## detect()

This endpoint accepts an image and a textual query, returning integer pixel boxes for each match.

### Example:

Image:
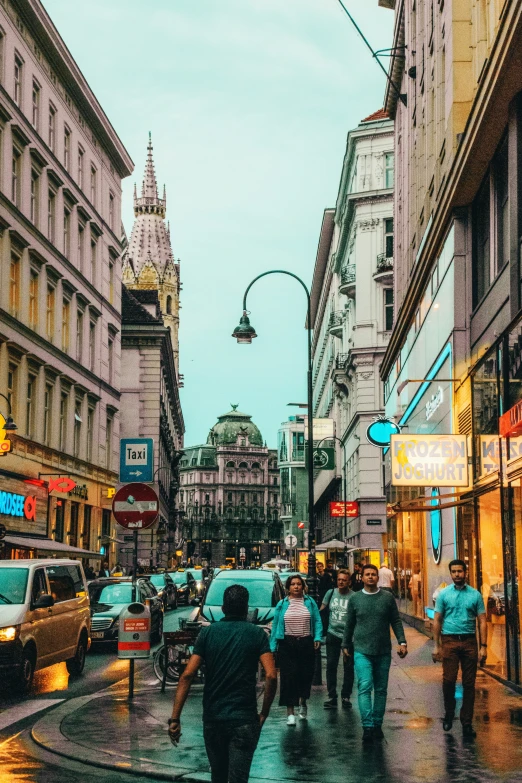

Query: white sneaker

[287,714,296,726]
[299,705,308,720]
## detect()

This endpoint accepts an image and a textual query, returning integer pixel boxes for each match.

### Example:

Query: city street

[0,604,194,783]
[1,620,522,783]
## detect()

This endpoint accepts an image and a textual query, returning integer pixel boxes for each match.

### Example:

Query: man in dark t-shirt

[169,584,277,783]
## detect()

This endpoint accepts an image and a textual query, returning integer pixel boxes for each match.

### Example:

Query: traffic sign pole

[128,528,139,702]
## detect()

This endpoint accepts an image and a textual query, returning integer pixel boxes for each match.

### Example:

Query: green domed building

[179,406,281,567]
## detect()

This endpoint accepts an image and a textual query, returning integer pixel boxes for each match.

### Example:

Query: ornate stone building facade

[310,110,394,562]
[120,138,184,569]
[0,0,133,564]
[179,408,281,567]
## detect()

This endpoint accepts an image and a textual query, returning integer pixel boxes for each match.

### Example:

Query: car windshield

[149,575,164,587]
[169,573,187,585]
[0,568,28,604]
[89,583,133,605]
[205,578,275,607]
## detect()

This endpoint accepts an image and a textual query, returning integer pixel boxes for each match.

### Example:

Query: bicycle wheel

[153,647,181,685]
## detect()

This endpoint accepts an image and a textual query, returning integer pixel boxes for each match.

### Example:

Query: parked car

[168,570,198,605]
[88,578,164,644]
[185,568,208,599]
[146,573,178,611]
[198,568,285,625]
[0,559,91,691]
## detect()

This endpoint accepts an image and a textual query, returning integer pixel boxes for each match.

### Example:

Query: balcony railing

[328,311,344,335]
[339,264,356,296]
[375,253,393,275]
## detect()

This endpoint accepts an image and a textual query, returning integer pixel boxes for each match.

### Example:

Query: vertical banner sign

[390,434,469,487]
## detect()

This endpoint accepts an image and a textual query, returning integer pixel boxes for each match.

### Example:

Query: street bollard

[118,602,151,700]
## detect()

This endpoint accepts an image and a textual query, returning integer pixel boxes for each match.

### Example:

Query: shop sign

[330,501,359,518]
[367,519,382,526]
[390,434,469,487]
[0,490,36,521]
[366,416,401,448]
[479,435,522,476]
[499,399,522,438]
[304,446,335,470]
[304,418,335,440]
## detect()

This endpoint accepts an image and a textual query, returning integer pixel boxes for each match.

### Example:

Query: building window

[86,406,94,462]
[30,168,39,225]
[7,363,18,419]
[101,508,111,538]
[26,375,36,438]
[43,382,53,446]
[90,164,96,204]
[384,218,394,259]
[29,269,38,329]
[83,505,92,549]
[90,238,97,283]
[73,398,82,458]
[496,138,509,272]
[0,29,5,84]
[11,146,21,207]
[78,223,85,271]
[109,261,114,304]
[166,295,172,314]
[48,103,56,152]
[32,79,40,129]
[109,192,114,230]
[47,189,56,243]
[385,152,394,189]
[63,208,71,257]
[54,501,65,542]
[9,252,20,317]
[69,502,79,547]
[77,146,84,189]
[105,415,113,469]
[59,391,68,451]
[46,284,55,340]
[89,320,96,371]
[474,175,491,305]
[108,336,114,383]
[384,288,394,331]
[76,309,83,361]
[62,298,70,352]
[13,53,23,106]
[64,125,71,170]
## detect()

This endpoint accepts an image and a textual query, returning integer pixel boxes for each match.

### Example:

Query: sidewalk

[31,626,522,783]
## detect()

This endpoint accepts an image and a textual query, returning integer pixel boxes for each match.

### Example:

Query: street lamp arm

[0,393,11,415]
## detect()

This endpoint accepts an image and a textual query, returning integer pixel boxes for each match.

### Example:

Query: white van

[0,559,91,690]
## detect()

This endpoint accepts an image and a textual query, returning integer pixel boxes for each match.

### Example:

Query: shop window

[477,490,507,679]
[510,480,522,684]
[507,319,522,411]
[54,501,65,542]
[102,508,111,537]
[83,505,92,549]
[69,502,79,547]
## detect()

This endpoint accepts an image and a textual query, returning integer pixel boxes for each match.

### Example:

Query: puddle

[388,709,412,715]
[405,716,433,729]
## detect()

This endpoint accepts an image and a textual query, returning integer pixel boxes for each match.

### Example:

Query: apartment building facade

[0,0,132,564]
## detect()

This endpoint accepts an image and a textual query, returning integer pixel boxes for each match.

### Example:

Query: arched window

[226,461,235,468]
[251,462,261,470]
[166,295,172,314]
[239,462,248,469]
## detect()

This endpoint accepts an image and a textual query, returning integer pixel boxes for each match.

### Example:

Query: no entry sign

[112,483,159,530]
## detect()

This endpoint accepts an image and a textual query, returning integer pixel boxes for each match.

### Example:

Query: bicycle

[153,619,204,691]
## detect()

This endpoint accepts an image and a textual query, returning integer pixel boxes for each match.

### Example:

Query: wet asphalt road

[0,603,193,783]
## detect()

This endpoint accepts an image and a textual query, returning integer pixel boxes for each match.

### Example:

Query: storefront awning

[316,539,359,551]
[4,535,103,559]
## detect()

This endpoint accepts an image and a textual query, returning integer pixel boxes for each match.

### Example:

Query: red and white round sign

[112,483,159,530]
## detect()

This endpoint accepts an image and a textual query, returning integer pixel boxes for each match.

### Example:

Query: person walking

[432,559,487,738]
[98,561,110,578]
[321,569,354,710]
[378,563,395,594]
[343,564,408,743]
[111,562,125,576]
[270,575,322,725]
[316,561,334,604]
[350,562,364,592]
[325,560,338,586]
[168,584,277,783]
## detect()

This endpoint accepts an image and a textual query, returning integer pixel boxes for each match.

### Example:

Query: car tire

[15,647,36,692]
[66,635,87,676]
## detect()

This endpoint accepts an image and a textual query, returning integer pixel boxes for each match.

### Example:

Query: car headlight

[196,581,202,589]
[111,619,119,628]
[0,626,19,642]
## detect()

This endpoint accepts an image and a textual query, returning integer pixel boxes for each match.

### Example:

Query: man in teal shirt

[432,559,487,738]
[321,569,354,709]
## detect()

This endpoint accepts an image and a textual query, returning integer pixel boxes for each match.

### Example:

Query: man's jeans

[441,635,478,725]
[353,651,392,728]
[326,633,354,700]
[203,721,261,783]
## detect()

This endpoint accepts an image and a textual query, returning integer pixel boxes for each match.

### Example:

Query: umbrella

[316,539,358,551]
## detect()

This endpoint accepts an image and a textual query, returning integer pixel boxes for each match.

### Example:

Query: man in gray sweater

[342,563,407,743]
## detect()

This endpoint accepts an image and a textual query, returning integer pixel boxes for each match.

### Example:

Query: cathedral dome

[207,406,263,447]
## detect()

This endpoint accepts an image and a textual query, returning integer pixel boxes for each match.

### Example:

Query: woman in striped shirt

[270,575,322,725]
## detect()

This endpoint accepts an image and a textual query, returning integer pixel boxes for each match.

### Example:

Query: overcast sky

[43,0,393,449]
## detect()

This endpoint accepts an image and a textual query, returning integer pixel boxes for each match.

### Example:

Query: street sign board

[119,438,154,483]
[112,483,159,530]
[305,446,335,470]
[330,501,359,518]
[285,534,297,548]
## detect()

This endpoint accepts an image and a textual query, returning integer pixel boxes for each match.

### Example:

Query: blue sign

[430,487,442,564]
[119,438,154,483]
[366,417,401,448]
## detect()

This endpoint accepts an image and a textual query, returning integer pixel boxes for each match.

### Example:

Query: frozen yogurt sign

[391,434,469,487]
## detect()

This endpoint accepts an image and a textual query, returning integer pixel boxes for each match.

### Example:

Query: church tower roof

[123,133,176,277]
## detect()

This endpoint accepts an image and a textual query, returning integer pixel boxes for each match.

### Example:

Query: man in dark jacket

[350,562,364,592]
[169,585,277,783]
[317,561,334,603]
[343,564,407,743]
